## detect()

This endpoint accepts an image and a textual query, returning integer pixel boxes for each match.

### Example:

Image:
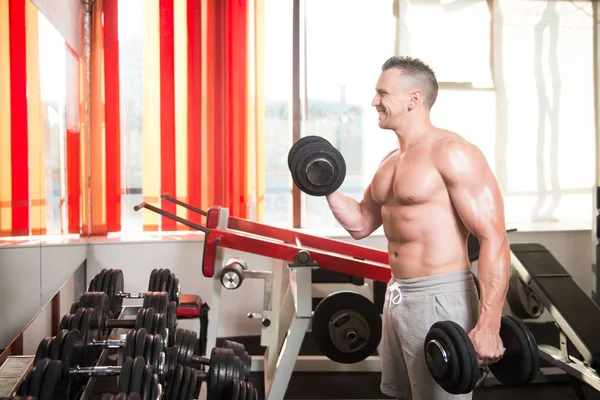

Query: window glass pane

[119,0,145,231]
[399,0,491,85]
[263,0,293,227]
[497,0,594,224]
[302,0,397,229]
[39,12,67,235]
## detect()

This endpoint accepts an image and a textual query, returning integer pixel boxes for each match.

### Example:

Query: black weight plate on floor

[148,269,158,292]
[488,315,540,386]
[39,359,64,400]
[312,291,382,364]
[129,356,146,395]
[443,321,479,393]
[424,325,460,389]
[118,358,134,394]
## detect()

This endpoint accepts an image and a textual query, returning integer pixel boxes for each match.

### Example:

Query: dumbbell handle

[115,291,146,299]
[73,338,126,350]
[105,319,136,330]
[70,365,122,377]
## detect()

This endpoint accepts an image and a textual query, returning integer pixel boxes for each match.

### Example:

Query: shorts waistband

[389,270,474,295]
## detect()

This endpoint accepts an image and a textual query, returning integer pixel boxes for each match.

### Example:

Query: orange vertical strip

[103,0,121,232]
[26,0,46,236]
[143,0,161,231]
[174,0,188,229]
[187,0,202,226]
[0,0,12,236]
[90,0,107,235]
[254,0,265,222]
[200,0,209,210]
[160,0,176,231]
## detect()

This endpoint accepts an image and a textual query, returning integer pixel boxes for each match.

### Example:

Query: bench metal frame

[511,250,600,392]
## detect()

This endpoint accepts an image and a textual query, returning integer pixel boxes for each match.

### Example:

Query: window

[119,0,145,232]
[301,0,398,229]
[39,11,67,235]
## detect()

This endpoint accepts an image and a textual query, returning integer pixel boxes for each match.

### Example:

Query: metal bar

[539,345,600,392]
[227,216,389,264]
[206,228,392,282]
[133,202,209,233]
[160,193,207,216]
[292,0,301,228]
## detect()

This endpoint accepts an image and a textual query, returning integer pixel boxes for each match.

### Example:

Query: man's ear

[408,90,422,110]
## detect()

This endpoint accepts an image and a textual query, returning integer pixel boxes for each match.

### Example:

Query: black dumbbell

[89,269,181,315]
[424,315,540,394]
[100,394,142,400]
[64,293,177,345]
[167,329,251,382]
[31,328,166,399]
[19,356,162,400]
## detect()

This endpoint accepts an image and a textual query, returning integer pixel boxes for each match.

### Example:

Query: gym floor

[220,321,600,400]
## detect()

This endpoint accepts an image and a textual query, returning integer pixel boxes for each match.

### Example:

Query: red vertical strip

[213,0,225,208]
[9,0,29,236]
[226,1,234,215]
[66,45,81,234]
[103,0,122,232]
[236,0,248,219]
[187,0,202,225]
[160,0,176,230]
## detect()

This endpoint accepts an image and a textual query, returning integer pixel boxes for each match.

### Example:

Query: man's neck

[394,115,433,152]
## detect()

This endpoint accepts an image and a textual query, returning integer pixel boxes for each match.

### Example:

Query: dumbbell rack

[134,201,392,400]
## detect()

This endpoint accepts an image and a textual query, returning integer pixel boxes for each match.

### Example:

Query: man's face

[371,68,408,130]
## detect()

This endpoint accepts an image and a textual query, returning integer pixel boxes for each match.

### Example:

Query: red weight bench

[177,294,210,356]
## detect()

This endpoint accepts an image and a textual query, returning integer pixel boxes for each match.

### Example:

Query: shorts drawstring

[388,282,402,306]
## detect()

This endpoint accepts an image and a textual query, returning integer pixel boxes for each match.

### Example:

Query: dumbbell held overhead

[288,135,346,196]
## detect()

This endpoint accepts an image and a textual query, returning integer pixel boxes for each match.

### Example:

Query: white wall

[0,227,595,354]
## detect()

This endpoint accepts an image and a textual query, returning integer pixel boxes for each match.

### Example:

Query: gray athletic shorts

[380,270,480,400]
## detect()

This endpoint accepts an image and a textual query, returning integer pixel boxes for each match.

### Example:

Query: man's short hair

[381,56,438,110]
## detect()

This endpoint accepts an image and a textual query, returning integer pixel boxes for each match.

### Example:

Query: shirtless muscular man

[325,56,511,399]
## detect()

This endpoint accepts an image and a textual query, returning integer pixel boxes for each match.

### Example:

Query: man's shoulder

[432,132,487,176]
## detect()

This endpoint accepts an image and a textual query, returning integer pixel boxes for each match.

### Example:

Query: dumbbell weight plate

[108,269,125,315]
[20,358,66,400]
[290,138,346,197]
[148,270,158,292]
[424,321,478,394]
[287,135,331,171]
[488,315,540,386]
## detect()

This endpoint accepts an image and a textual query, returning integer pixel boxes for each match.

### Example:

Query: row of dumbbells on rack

[2,268,258,400]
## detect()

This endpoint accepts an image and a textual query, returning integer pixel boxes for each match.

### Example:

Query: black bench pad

[511,243,600,370]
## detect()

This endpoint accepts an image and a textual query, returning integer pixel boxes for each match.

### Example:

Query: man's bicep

[361,185,384,230]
